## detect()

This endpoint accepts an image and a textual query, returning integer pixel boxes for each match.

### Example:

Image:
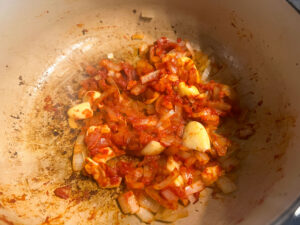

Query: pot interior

[0,0,299,225]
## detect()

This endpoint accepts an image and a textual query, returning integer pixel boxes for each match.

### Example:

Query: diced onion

[202,64,211,81]
[137,192,161,213]
[161,189,178,202]
[216,176,237,194]
[117,191,140,214]
[72,134,87,171]
[187,193,197,204]
[201,165,222,185]
[107,53,114,59]
[72,152,85,171]
[185,180,205,195]
[194,152,210,165]
[185,41,195,58]
[155,205,188,222]
[144,92,160,105]
[160,135,176,147]
[141,70,160,84]
[135,207,154,223]
[221,157,240,172]
[166,156,180,172]
[173,175,184,187]
[153,170,179,190]
[156,110,175,129]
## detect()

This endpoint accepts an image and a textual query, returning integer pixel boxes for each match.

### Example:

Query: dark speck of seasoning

[132,9,137,14]
[257,100,263,106]
[79,173,89,180]
[82,29,88,35]
[52,129,59,136]
[10,114,20,119]
[18,75,25,86]
[89,190,98,196]
[154,27,157,30]
[62,151,67,155]
[139,14,152,22]
[99,20,103,23]
[65,172,77,184]
[5,65,8,68]
[296,63,299,66]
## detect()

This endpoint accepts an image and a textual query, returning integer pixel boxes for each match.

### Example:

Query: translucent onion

[135,207,154,223]
[160,135,176,147]
[202,64,211,81]
[153,170,179,190]
[194,152,210,165]
[216,176,237,194]
[185,41,195,58]
[141,70,160,84]
[156,110,175,128]
[155,205,188,222]
[187,193,197,204]
[144,92,160,105]
[137,193,161,213]
[117,191,140,214]
[72,134,87,171]
[160,189,178,202]
[185,180,205,195]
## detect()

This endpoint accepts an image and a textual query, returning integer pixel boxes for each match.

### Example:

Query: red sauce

[73,37,238,210]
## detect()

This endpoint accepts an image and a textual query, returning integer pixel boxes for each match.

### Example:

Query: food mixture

[67,37,239,223]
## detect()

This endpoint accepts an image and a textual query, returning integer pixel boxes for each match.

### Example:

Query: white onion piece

[185,41,195,58]
[118,191,140,214]
[155,205,188,222]
[221,157,240,172]
[72,134,87,171]
[160,135,176,147]
[156,110,175,129]
[194,152,210,165]
[135,207,154,223]
[166,156,180,172]
[134,118,158,127]
[153,170,179,190]
[173,175,184,187]
[216,176,237,194]
[202,64,211,81]
[161,189,178,202]
[187,193,197,204]
[141,70,160,84]
[107,53,114,59]
[185,180,205,195]
[137,193,161,213]
[72,153,85,171]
